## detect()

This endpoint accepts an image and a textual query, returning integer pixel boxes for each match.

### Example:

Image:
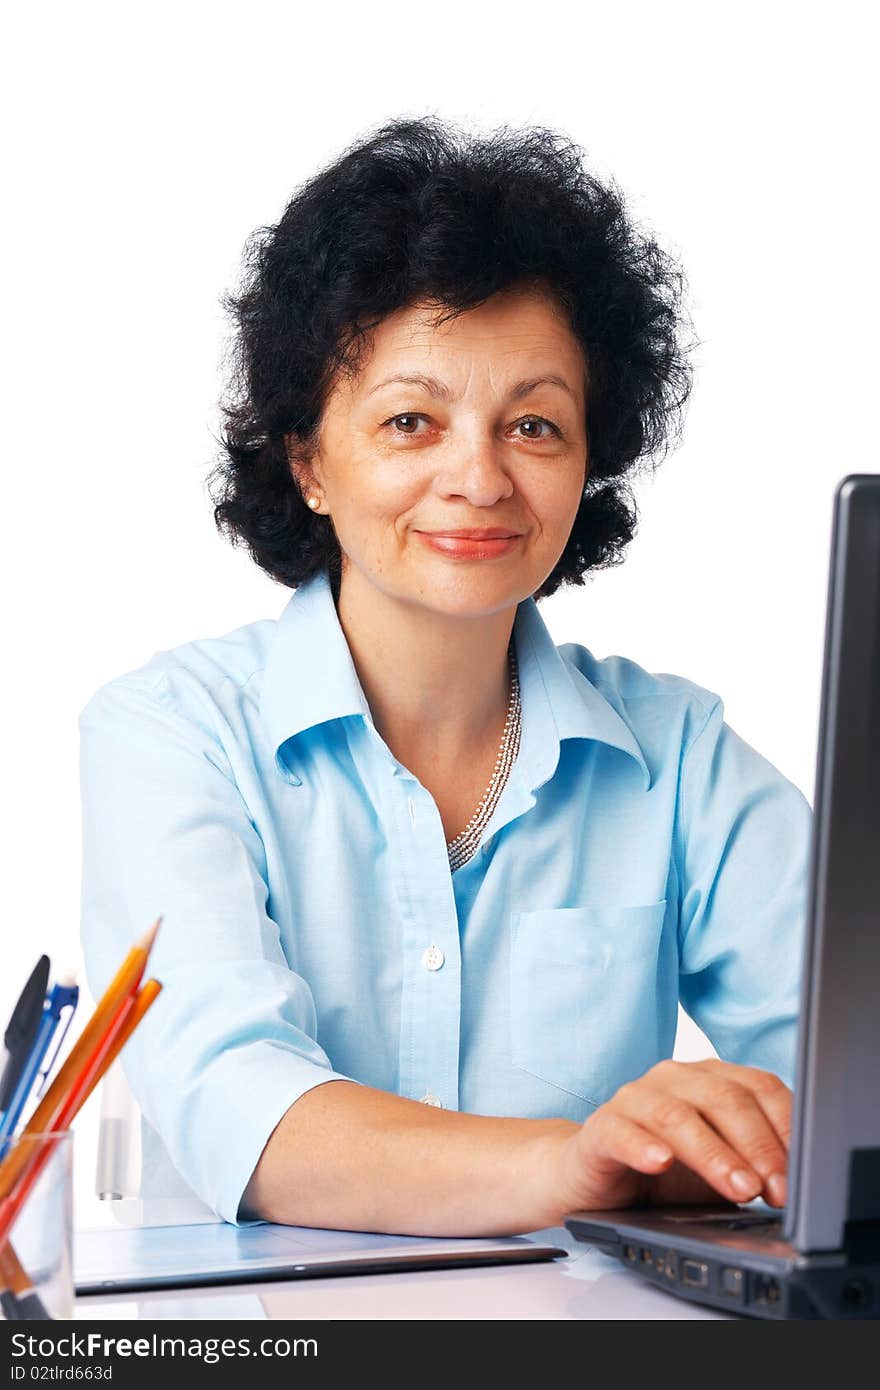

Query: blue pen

[0,973,79,1160]
[0,956,50,1126]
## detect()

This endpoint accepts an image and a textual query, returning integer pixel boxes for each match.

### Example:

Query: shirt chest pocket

[509,901,667,1107]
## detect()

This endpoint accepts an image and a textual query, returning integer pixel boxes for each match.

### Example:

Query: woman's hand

[548,1058,792,1219]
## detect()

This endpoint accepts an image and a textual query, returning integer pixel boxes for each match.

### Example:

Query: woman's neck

[335,568,518,772]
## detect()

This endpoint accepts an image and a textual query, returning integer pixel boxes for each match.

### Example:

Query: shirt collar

[260,570,369,775]
[260,568,650,791]
[514,593,651,791]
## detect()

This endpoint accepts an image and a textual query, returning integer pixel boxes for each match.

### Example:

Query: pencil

[0,1243,50,1320]
[0,977,162,1308]
[0,1243,25,1320]
[0,986,140,1250]
[81,979,163,1108]
[0,918,160,1204]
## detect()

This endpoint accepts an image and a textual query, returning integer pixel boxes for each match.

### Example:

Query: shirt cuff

[200,1050,358,1228]
[215,1061,362,1227]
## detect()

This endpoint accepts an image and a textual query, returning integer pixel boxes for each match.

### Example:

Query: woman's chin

[341,555,538,617]
[405,571,532,619]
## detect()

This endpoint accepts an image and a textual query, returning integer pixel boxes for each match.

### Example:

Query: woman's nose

[434,438,514,506]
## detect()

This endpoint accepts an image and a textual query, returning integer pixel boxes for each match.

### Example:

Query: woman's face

[291,285,590,618]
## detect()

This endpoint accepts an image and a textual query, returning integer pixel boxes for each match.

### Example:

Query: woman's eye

[384,414,425,435]
[515,415,562,440]
[382,413,562,439]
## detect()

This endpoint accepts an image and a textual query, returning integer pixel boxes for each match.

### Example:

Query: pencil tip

[138,916,162,954]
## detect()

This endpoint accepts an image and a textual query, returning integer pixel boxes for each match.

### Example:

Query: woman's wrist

[517,1119,582,1231]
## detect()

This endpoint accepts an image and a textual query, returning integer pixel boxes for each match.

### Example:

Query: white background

[2,1,876,1228]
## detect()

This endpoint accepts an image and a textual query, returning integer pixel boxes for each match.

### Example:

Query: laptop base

[564,1208,880,1320]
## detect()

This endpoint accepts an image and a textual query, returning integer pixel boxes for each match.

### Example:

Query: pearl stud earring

[307,496,320,510]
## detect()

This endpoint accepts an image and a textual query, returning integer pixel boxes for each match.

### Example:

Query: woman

[79,117,811,1235]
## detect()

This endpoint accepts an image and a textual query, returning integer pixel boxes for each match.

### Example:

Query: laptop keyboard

[662,1210,783,1234]
[717,1216,782,1234]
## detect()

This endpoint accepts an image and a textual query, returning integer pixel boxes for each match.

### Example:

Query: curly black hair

[209,115,696,600]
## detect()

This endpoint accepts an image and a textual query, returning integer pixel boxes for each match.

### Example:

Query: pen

[0,959,64,1317]
[0,974,78,1161]
[96,1060,134,1200]
[0,979,162,1251]
[0,957,51,1134]
[0,927,161,1312]
[0,919,162,1248]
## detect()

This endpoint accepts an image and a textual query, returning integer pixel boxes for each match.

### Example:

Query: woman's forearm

[239,1080,579,1235]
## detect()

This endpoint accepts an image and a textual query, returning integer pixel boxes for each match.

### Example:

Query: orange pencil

[79,978,162,1108]
[0,978,161,1251]
[0,1242,50,1320]
[0,979,162,1293]
[0,918,160,1204]
[0,991,137,1249]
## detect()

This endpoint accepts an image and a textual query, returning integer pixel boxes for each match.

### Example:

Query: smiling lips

[415,527,522,559]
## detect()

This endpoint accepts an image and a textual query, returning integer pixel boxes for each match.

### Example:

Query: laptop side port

[720,1266,745,1301]
[751,1274,781,1306]
[681,1259,709,1289]
[841,1279,871,1309]
[664,1251,678,1282]
[623,1243,638,1263]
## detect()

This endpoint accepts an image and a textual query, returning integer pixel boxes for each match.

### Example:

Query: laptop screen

[786,474,880,1254]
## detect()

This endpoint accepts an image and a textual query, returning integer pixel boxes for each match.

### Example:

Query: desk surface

[73,1225,729,1321]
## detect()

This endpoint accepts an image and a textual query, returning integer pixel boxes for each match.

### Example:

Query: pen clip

[34,1001,77,1099]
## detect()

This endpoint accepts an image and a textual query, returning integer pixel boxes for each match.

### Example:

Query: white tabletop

[73,1224,729,1320]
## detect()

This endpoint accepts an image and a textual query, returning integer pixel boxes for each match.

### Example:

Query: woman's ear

[285,436,326,515]
[285,436,313,496]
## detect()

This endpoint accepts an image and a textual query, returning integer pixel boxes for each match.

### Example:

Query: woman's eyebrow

[364,373,578,403]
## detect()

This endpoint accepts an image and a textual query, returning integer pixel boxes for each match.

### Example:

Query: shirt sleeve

[78,671,361,1226]
[675,697,813,1087]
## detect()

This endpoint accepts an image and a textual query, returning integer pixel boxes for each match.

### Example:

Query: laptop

[74,1222,567,1295]
[564,473,880,1320]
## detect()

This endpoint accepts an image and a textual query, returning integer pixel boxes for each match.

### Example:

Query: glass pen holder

[0,1130,74,1320]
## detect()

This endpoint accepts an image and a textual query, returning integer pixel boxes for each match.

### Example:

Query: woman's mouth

[414,529,522,559]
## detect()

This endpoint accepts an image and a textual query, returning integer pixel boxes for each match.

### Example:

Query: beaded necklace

[446,642,521,872]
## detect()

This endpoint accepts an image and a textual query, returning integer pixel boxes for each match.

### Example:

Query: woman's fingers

[615,1085,765,1205]
[688,1060,792,1204]
[610,1062,790,1207]
[567,1060,795,1215]
[582,1109,676,1177]
[696,1058,793,1152]
[563,1109,677,1211]
[686,1060,791,1203]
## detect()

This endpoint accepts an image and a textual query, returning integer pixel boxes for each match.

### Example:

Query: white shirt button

[420,1093,443,1107]
[422,945,445,971]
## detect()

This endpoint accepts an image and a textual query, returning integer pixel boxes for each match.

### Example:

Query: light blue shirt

[79,569,812,1225]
